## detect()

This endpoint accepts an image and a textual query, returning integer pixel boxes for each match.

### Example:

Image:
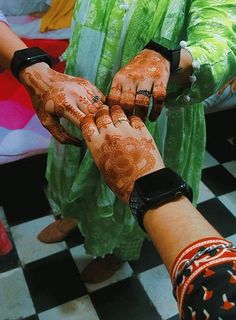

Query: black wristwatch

[11,47,52,80]
[129,168,193,231]
[144,40,181,74]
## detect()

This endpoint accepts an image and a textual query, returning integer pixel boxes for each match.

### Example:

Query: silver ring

[136,90,151,98]
[113,117,129,125]
[92,95,100,103]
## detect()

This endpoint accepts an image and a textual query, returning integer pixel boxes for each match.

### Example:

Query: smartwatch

[11,47,52,80]
[144,40,181,74]
[129,168,193,231]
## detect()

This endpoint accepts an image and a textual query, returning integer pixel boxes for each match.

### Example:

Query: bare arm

[0,21,27,69]
[143,196,222,274]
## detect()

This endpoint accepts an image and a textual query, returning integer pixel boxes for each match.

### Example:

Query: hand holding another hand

[20,62,105,146]
[81,105,164,203]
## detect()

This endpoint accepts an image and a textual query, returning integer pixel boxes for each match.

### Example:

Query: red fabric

[0,221,12,256]
[0,38,68,127]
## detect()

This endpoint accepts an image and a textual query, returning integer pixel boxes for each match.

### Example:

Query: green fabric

[46,0,236,260]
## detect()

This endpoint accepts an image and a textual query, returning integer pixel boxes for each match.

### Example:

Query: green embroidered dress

[46,0,236,260]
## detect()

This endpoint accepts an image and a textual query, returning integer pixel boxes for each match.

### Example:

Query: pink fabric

[0,100,34,130]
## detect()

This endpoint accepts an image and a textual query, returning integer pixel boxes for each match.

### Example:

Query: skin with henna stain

[20,62,105,146]
[108,49,170,121]
[81,105,164,203]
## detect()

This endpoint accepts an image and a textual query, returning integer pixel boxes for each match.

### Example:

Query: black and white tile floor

[0,110,236,320]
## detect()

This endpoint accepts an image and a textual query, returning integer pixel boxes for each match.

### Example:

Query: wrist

[11,47,51,80]
[143,195,189,229]
[129,168,193,231]
[19,62,50,83]
[143,48,171,72]
[144,41,180,74]
[169,49,193,86]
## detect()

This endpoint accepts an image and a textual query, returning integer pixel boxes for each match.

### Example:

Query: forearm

[0,21,27,70]
[143,196,222,273]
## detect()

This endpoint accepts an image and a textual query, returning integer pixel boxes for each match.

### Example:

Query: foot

[80,254,123,283]
[37,217,77,243]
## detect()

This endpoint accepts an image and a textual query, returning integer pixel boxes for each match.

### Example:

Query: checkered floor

[0,110,236,320]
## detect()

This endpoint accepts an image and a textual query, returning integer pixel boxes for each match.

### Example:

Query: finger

[90,103,109,114]
[108,78,122,106]
[80,115,99,143]
[110,105,130,127]
[119,84,136,115]
[59,102,86,127]
[94,108,114,133]
[76,94,99,114]
[135,83,152,121]
[129,115,146,131]
[90,84,106,103]
[45,117,82,147]
[150,81,166,121]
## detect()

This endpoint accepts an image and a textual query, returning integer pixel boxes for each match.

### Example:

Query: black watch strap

[144,40,181,74]
[11,47,52,80]
[129,168,193,231]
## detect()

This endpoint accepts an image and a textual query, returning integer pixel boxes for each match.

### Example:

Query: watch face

[135,168,186,202]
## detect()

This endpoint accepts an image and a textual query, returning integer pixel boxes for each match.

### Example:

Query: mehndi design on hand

[20,63,105,146]
[81,105,164,203]
[97,134,156,202]
[108,49,170,121]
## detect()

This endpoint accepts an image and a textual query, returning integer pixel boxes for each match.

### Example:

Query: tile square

[65,228,85,248]
[11,215,67,264]
[1,155,50,226]
[223,161,236,178]
[90,277,161,320]
[218,191,236,217]
[38,296,99,320]
[197,198,236,237]
[197,181,215,204]
[167,315,179,320]
[139,265,178,320]
[205,109,236,163]
[0,206,8,227]
[201,165,236,196]
[23,316,39,320]
[206,137,235,163]
[226,234,236,245]
[70,245,133,292]
[24,250,87,313]
[203,151,219,169]
[129,239,163,274]
[0,268,35,319]
[0,233,20,273]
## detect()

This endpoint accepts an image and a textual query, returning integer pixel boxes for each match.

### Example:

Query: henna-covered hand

[81,105,164,203]
[20,62,105,146]
[108,49,170,122]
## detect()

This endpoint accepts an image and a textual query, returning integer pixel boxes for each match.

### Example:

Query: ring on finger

[113,116,130,126]
[92,95,100,103]
[136,90,152,98]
